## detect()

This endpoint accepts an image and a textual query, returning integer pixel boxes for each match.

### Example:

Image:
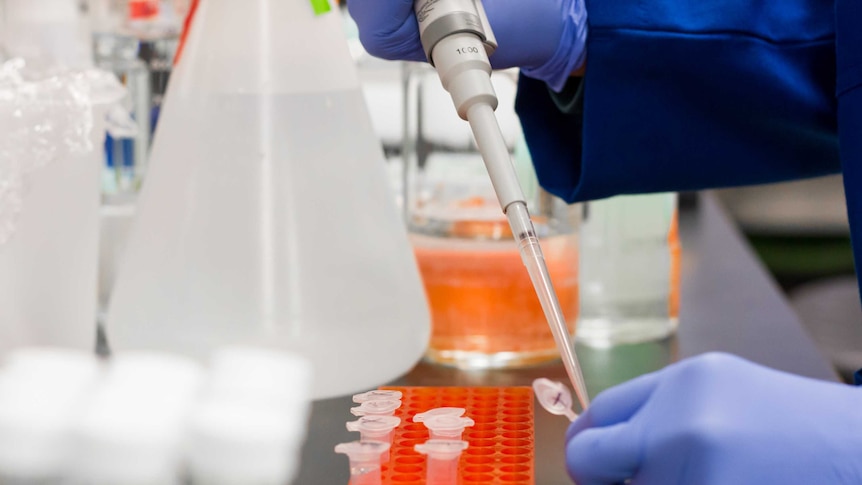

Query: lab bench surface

[297,193,837,485]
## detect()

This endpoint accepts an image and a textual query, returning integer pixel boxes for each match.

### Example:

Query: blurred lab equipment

[0,60,124,356]
[91,0,187,193]
[404,64,580,370]
[577,193,680,346]
[3,0,93,68]
[68,352,204,485]
[187,401,304,485]
[0,346,311,484]
[0,349,102,483]
[106,0,431,400]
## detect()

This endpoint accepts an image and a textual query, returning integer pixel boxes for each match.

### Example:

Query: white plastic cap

[352,390,403,403]
[346,416,401,438]
[68,352,205,483]
[0,349,101,479]
[188,401,304,484]
[412,407,466,422]
[208,347,313,414]
[421,415,475,440]
[350,399,402,417]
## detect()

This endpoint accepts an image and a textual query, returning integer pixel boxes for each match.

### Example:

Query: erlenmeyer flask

[105,0,431,399]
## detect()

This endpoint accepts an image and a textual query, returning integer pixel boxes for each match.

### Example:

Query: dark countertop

[296,193,837,484]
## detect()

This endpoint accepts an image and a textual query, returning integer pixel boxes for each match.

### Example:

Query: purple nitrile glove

[347,0,587,91]
[565,352,862,484]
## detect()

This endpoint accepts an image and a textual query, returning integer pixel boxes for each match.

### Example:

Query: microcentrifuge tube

[346,415,400,462]
[349,399,401,417]
[533,378,578,421]
[415,440,469,485]
[352,390,403,403]
[420,415,475,440]
[334,441,390,485]
[412,407,465,423]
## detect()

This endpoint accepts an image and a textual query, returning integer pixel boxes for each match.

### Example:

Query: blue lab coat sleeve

[515,0,841,204]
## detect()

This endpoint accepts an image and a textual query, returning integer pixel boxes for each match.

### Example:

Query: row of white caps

[0,346,312,484]
[336,391,473,484]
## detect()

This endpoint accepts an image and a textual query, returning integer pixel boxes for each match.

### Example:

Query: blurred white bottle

[577,193,679,346]
[67,352,204,485]
[0,349,102,484]
[3,0,93,68]
[186,401,306,485]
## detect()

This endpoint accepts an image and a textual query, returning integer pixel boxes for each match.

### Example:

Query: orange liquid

[412,233,578,365]
[668,212,681,320]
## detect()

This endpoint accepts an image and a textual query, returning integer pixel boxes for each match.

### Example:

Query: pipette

[413,0,590,411]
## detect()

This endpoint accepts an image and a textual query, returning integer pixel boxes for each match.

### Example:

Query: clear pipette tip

[507,202,590,411]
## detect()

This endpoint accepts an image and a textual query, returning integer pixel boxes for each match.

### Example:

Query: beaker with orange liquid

[403,65,580,368]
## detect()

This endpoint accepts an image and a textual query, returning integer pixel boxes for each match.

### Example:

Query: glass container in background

[0,61,124,355]
[404,64,580,369]
[106,0,431,400]
[577,193,681,346]
[3,0,93,68]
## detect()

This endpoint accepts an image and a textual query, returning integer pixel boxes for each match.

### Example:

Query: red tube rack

[378,386,534,484]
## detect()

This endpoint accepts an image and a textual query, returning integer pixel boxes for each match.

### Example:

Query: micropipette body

[412,0,590,410]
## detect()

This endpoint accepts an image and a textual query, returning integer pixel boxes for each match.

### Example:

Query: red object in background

[129,0,160,19]
[174,0,201,66]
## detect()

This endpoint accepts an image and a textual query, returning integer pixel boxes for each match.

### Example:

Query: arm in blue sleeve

[516,0,841,203]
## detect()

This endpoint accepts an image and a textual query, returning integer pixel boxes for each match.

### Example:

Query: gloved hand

[347,0,587,91]
[566,353,862,485]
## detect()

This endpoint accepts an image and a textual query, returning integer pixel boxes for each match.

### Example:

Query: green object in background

[310,0,331,15]
[577,340,676,397]
[747,235,855,289]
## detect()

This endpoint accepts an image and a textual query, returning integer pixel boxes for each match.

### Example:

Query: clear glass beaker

[403,64,579,369]
[576,193,680,346]
[0,62,123,356]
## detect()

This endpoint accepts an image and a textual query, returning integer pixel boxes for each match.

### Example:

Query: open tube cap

[420,415,475,438]
[346,416,401,435]
[412,407,465,422]
[350,399,402,417]
[533,378,578,421]
[352,390,403,403]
